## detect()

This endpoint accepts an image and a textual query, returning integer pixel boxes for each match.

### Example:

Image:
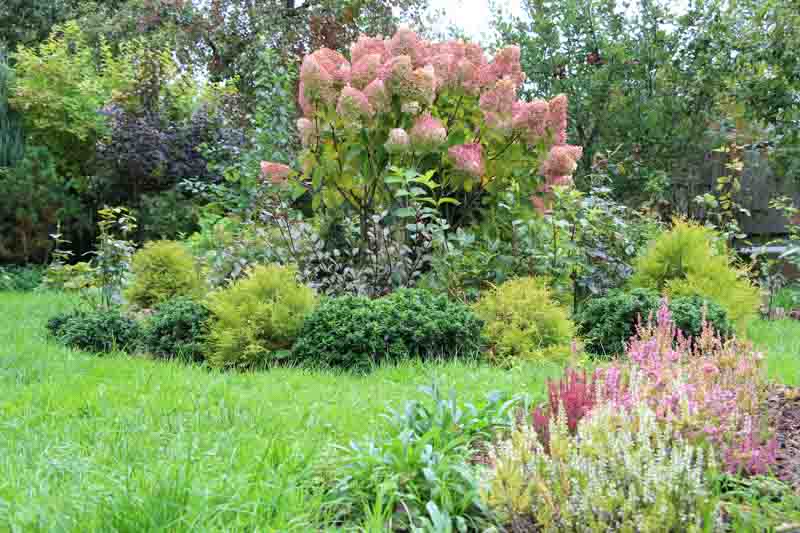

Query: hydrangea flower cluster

[260,27,583,219]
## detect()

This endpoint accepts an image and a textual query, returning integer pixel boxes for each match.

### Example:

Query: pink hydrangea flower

[296,118,316,147]
[449,143,484,177]
[512,99,549,139]
[429,53,457,89]
[388,27,423,64]
[299,55,335,105]
[385,128,410,154]
[350,53,382,89]
[260,162,293,184]
[542,144,583,177]
[410,64,437,105]
[363,78,390,114]
[350,35,388,64]
[410,113,447,151]
[337,86,374,122]
[490,45,525,86]
[547,93,569,144]
[312,48,350,87]
[479,78,517,132]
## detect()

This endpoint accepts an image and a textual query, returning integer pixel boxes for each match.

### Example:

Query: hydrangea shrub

[262,28,583,223]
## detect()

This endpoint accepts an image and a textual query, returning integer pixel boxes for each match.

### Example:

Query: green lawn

[1,291,798,531]
[0,291,561,532]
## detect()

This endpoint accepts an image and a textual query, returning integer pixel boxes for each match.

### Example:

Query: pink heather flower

[388,27,423,64]
[410,113,447,151]
[363,78,390,114]
[449,143,484,177]
[384,128,410,154]
[491,45,525,86]
[260,162,292,184]
[547,93,569,144]
[350,35,388,64]
[296,118,316,147]
[542,144,583,177]
[350,53,382,89]
[336,86,374,122]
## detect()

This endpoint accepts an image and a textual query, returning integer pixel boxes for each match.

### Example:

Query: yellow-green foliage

[472,277,574,364]
[629,220,761,328]
[125,241,203,308]
[205,264,316,369]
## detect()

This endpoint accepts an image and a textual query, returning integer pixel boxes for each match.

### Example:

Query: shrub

[472,277,574,364]
[46,308,140,353]
[0,265,44,291]
[205,264,316,369]
[125,240,203,309]
[483,403,718,531]
[291,289,483,370]
[576,288,733,356]
[327,384,513,531]
[139,297,210,361]
[629,220,761,327]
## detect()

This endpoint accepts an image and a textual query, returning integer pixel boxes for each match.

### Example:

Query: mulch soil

[767,385,800,492]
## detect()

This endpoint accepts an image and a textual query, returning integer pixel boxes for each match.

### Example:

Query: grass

[1,291,798,531]
[748,318,800,387]
[0,291,561,532]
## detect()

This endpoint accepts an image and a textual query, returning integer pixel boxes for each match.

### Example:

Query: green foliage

[0,48,24,168]
[0,265,43,291]
[139,297,210,361]
[577,289,734,356]
[46,307,140,353]
[125,240,202,309]
[327,383,513,531]
[10,22,120,182]
[291,289,483,370]
[472,277,574,365]
[630,220,761,328]
[0,146,73,263]
[205,264,316,369]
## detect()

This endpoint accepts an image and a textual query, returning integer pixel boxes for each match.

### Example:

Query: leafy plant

[125,240,203,309]
[139,297,210,361]
[326,383,514,531]
[576,289,733,356]
[472,277,574,365]
[46,308,140,353]
[291,289,483,371]
[205,264,316,369]
[630,220,761,328]
[0,265,43,291]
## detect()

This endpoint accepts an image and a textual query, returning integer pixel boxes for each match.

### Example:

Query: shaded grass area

[0,291,560,531]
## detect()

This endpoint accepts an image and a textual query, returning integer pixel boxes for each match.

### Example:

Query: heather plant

[262,28,583,235]
[483,403,719,532]
[630,220,761,328]
[609,303,777,476]
[472,277,574,365]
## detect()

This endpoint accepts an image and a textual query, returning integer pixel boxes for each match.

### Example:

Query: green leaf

[394,207,416,218]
